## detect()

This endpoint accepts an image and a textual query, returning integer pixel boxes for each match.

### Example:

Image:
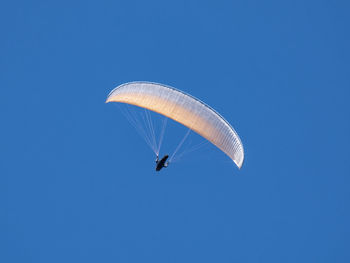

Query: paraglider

[106,81,244,170]
[155,155,169,171]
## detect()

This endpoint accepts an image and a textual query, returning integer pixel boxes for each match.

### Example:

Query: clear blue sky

[2,0,350,262]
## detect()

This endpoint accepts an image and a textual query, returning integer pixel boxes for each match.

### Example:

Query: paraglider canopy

[106,82,244,168]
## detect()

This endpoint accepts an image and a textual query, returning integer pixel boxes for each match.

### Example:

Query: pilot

[155,155,169,171]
